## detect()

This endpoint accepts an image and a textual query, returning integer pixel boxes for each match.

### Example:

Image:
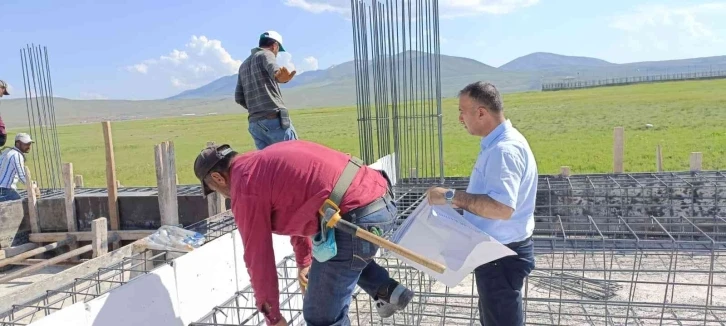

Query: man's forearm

[453,191,514,220]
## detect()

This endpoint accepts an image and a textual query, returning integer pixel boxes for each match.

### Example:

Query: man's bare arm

[452,191,514,220]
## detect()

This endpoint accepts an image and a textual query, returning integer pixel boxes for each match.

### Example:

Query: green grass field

[11,78,726,188]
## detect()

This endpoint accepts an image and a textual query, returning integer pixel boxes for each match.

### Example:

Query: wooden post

[560,166,571,177]
[205,141,226,216]
[656,145,663,172]
[690,152,702,172]
[63,163,77,232]
[613,127,624,173]
[24,166,39,233]
[74,175,84,188]
[102,121,120,249]
[155,141,178,226]
[62,163,79,260]
[91,217,108,257]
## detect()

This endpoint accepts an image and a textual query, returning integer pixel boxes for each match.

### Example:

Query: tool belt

[311,155,393,263]
[249,108,291,129]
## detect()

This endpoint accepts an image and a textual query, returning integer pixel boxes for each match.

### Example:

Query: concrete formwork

[2,170,725,326]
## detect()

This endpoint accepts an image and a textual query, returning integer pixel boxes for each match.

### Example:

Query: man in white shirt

[0,133,34,202]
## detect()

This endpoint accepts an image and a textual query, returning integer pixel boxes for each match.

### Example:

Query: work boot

[374,280,415,318]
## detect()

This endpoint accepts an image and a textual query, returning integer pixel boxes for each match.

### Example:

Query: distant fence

[542,70,726,91]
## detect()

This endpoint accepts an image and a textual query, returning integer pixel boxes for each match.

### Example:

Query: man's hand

[426,186,448,205]
[273,317,289,326]
[298,265,310,295]
[275,67,297,83]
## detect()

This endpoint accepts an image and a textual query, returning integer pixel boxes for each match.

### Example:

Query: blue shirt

[462,119,538,244]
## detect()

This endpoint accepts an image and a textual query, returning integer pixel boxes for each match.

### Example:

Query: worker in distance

[234,31,299,150]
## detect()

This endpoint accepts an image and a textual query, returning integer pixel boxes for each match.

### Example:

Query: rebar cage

[191,171,726,326]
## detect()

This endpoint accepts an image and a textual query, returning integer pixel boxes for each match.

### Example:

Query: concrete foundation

[0,188,230,253]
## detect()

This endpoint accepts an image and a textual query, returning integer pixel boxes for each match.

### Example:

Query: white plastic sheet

[389,200,517,287]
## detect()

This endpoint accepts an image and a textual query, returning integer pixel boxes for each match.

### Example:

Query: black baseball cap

[194,144,234,197]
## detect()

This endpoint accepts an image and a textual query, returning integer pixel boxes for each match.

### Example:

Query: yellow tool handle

[355,227,446,274]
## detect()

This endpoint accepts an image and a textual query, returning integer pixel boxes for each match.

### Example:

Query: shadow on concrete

[90,269,184,326]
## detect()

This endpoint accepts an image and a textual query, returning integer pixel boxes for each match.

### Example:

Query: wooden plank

[0,236,75,269]
[613,127,624,173]
[690,152,703,172]
[29,230,153,243]
[0,243,39,260]
[656,145,663,172]
[92,217,108,257]
[24,166,39,233]
[74,175,84,188]
[102,121,120,250]
[0,244,93,283]
[63,163,76,232]
[166,141,178,225]
[7,258,86,266]
[0,236,148,314]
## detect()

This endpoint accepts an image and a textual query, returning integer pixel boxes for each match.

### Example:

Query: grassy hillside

[9,78,725,188]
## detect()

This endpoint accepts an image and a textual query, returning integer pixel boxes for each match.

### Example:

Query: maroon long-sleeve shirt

[228,140,389,325]
[0,114,6,138]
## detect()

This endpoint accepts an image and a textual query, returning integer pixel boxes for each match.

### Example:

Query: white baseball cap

[260,31,286,52]
[15,133,34,144]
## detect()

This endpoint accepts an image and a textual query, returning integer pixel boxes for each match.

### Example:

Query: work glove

[276,67,296,84]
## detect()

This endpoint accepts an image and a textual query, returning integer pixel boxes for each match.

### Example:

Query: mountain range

[168,51,726,108]
[1,52,725,127]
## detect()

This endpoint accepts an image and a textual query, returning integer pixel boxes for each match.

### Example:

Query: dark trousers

[473,237,535,326]
[0,187,21,202]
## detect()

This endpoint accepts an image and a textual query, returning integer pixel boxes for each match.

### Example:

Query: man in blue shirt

[426,81,537,325]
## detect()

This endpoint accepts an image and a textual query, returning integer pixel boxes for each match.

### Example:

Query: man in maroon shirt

[194,140,414,326]
[0,79,9,146]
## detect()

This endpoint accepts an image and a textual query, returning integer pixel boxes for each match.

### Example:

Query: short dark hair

[458,81,503,113]
[259,37,277,48]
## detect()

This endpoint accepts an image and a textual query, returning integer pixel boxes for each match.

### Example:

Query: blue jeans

[247,117,299,150]
[0,188,21,202]
[303,197,398,326]
[474,237,535,326]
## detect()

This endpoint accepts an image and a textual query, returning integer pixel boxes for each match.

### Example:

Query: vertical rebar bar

[18,44,63,194]
[351,0,443,184]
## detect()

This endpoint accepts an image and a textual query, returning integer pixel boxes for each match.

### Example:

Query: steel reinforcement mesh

[194,171,726,326]
[0,212,238,326]
[3,171,725,325]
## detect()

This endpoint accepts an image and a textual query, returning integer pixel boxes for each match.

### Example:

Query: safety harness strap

[328,155,365,209]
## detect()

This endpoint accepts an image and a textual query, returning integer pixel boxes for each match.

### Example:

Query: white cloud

[126,63,149,74]
[302,56,320,71]
[609,3,726,58]
[283,0,349,14]
[276,53,320,73]
[440,0,539,17]
[283,0,538,18]
[79,92,108,100]
[125,35,242,90]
